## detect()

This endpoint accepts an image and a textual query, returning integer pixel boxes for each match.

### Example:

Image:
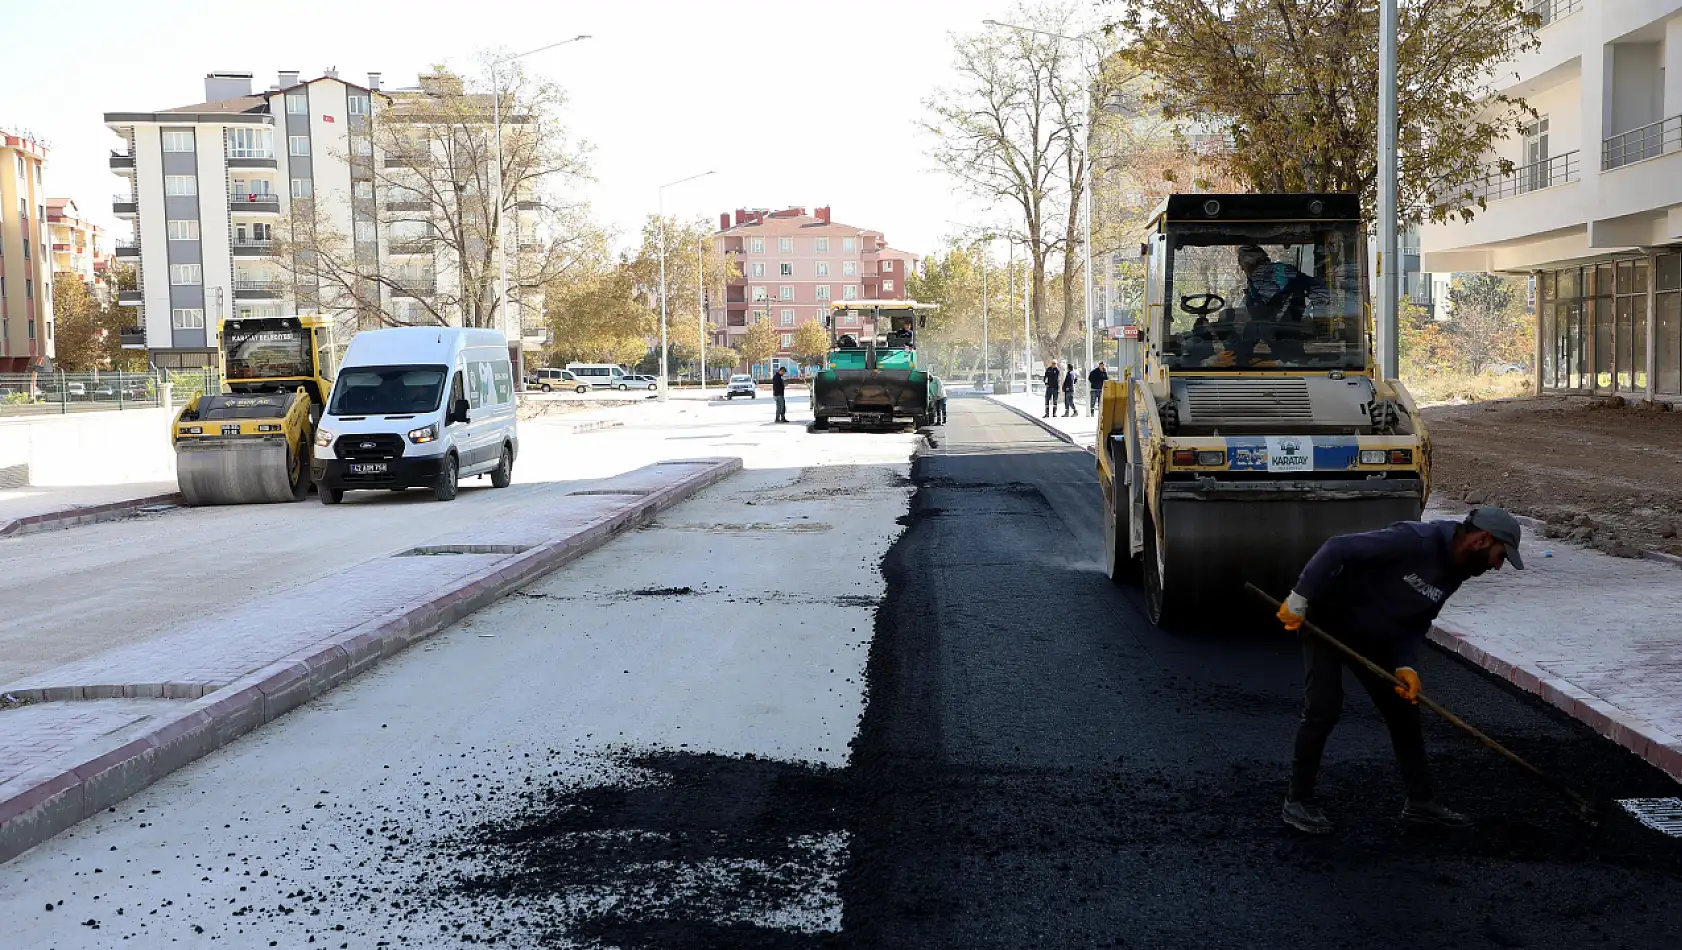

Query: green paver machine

[811,300,938,430]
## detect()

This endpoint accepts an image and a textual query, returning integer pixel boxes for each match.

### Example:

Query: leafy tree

[1444,273,1531,373]
[1112,0,1542,222]
[542,256,655,367]
[736,319,779,372]
[790,319,831,367]
[706,345,741,373]
[908,240,1026,376]
[51,271,145,372]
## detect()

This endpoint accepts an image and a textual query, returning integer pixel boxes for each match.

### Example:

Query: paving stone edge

[0,492,183,538]
[982,394,1097,454]
[1429,618,1682,785]
[0,457,741,863]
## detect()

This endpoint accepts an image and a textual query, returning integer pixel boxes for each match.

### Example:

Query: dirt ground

[1423,396,1682,557]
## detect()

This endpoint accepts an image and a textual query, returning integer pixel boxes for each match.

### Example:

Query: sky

[0,0,1067,258]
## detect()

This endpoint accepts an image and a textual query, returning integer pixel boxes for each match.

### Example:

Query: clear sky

[0,0,1055,256]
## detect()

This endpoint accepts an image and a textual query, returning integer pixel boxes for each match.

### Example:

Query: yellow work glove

[1394,667,1422,704]
[1277,591,1308,632]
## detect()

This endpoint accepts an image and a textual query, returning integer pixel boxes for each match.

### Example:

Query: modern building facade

[46,199,110,286]
[1420,1,1682,401]
[106,69,538,369]
[712,207,918,359]
[0,132,53,372]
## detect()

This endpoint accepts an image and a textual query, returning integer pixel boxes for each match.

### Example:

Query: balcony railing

[109,151,135,170]
[1526,0,1581,28]
[1602,115,1682,171]
[392,278,438,295]
[228,191,280,205]
[232,278,284,291]
[1466,150,1578,202]
[388,240,433,255]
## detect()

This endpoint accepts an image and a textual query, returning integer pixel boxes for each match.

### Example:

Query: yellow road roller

[172,314,335,505]
[1097,194,1430,627]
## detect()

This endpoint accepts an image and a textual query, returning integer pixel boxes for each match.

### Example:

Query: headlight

[408,422,438,444]
[1359,449,1387,465]
[1195,450,1225,467]
[314,428,335,448]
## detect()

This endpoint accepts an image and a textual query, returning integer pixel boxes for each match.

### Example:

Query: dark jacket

[1294,520,1468,667]
[1062,369,1075,393]
[771,372,786,396]
[1088,366,1108,389]
[1044,365,1061,390]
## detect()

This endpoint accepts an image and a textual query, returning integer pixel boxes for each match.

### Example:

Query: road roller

[811,300,937,430]
[172,314,335,505]
[1096,194,1430,627]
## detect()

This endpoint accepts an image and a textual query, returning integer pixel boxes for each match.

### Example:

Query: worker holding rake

[1275,507,1525,836]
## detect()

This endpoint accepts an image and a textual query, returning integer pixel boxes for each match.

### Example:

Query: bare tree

[276,63,593,332]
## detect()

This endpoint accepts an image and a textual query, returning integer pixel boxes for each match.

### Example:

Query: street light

[657,170,716,402]
[949,221,1003,387]
[984,18,1101,373]
[490,34,591,388]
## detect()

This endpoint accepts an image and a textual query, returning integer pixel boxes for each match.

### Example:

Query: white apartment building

[107,70,536,369]
[1420,0,1682,401]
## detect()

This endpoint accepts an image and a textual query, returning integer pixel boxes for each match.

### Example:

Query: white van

[312,327,518,504]
[565,363,626,389]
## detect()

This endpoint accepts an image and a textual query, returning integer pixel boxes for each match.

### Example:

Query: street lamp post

[1377,0,1400,380]
[697,236,707,392]
[657,170,716,402]
[489,34,590,388]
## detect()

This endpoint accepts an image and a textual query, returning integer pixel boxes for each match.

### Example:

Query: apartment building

[0,132,53,372]
[106,69,537,369]
[1420,1,1682,401]
[46,199,109,286]
[712,206,918,358]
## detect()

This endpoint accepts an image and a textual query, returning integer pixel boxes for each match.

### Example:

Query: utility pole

[697,236,706,392]
[656,170,715,402]
[1377,0,1400,380]
[981,245,990,387]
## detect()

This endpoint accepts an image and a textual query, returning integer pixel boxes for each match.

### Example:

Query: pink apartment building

[711,206,918,362]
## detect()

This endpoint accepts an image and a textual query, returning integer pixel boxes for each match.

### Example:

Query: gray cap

[1467,507,1524,570]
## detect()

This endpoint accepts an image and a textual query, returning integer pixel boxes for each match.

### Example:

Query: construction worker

[1087,362,1108,415]
[1276,507,1526,836]
[1043,361,1061,418]
[1061,362,1076,417]
[929,375,947,426]
[771,366,788,423]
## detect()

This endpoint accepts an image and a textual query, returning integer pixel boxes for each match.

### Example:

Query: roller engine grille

[1181,377,1314,426]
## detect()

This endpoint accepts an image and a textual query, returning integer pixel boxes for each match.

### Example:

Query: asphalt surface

[842,395,1682,949]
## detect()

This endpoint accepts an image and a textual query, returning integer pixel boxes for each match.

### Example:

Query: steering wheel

[1180,293,1226,316]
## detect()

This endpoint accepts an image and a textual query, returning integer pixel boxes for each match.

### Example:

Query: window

[750,238,765,253]
[352,138,373,156]
[355,220,376,244]
[816,261,829,276]
[169,263,202,285]
[843,285,859,300]
[751,262,766,278]
[883,279,895,293]
[235,222,272,244]
[227,128,272,158]
[779,285,794,301]
[25,278,32,298]
[286,94,307,114]
[781,333,794,347]
[172,308,206,329]
[348,94,371,115]
[780,262,793,277]
[882,260,894,273]
[289,136,311,157]
[815,237,829,252]
[161,129,195,152]
[166,220,199,241]
[842,237,856,253]
[165,175,196,196]
[816,285,831,301]
[780,309,795,326]
[14,154,23,177]
[353,181,373,199]
[751,285,768,302]
[842,261,858,277]
[291,178,313,198]
[779,237,793,253]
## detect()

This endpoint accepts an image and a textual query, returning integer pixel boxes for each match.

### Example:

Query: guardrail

[1603,115,1682,171]
[1466,150,1578,202]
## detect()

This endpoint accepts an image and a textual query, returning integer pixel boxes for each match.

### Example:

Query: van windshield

[328,364,448,415]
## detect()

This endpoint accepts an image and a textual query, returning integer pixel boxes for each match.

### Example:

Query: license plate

[221,424,242,435]
[349,462,387,474]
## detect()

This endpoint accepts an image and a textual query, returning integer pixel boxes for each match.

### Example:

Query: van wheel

[319,486,344,505]
[491,444,513,489]
[434,454,459,502]
[575,386,588,394]
[540,383,552,392]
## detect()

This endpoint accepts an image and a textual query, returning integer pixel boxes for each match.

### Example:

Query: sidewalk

[0,482,180,536]
[984,390,1682,786]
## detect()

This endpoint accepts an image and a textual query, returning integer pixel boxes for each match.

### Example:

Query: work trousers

[774,394,787,422]
[1089,389,1102,414]
[935,398,948,424]
[1063,389,1076,415]
[1044,386,1058,415]
[1289,630,1435,804]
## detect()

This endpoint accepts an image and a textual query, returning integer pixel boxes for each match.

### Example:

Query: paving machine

[172,314,336,505]
[1097,194,1431,626]
[811,300,938,430]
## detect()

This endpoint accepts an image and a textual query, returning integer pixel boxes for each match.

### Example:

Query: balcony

[120,327,146,349]
[112,194,137,217]
[227,151,278,169]
[117,289,143,306]
[388,240,433,255]
[385,199,429,213]
[114,240,140,259]
[228,191,281,214]
[391,277,437,297]
[231,240,276,257]
[1602,115,1681,172]
[382,151,429,168]
[109,151,135,172]
[232,278,284,299]
[1465,150,1578,203]
[52,242,71,253]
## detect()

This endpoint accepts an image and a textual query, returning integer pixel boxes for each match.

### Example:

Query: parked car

[617,374,658,391]
[527,367,588,393]
[65,382,88,400]
[725,374,757,399]
[92,383,118,399]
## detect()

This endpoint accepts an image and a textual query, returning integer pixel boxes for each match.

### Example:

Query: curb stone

[0,457,740,864]
[0,492,182,538]
[1429,617,1682,785]
[983,395,1097,455]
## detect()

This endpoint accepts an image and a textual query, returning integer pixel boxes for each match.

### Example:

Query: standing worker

[1043,361,1061,418]
[929,375,947,426]
[771,366,788,424]
[1087,362,1108,415]
[1276,507,1526,835]
[1061,362,1076,417]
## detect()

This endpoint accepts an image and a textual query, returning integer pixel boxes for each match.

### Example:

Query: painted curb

[982,395,1097,455]
[1429,618,1682,785]
[0,457,741,864]
[0,492,182,538]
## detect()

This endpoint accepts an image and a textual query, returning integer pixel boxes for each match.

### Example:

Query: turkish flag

[323,115,335,123]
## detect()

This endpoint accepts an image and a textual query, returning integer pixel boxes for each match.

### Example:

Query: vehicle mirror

[919,314,928,329]
[450,398,470,424]
[1140,242,1150,259]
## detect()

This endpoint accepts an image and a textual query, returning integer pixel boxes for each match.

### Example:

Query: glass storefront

[1538,250,1681,397]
